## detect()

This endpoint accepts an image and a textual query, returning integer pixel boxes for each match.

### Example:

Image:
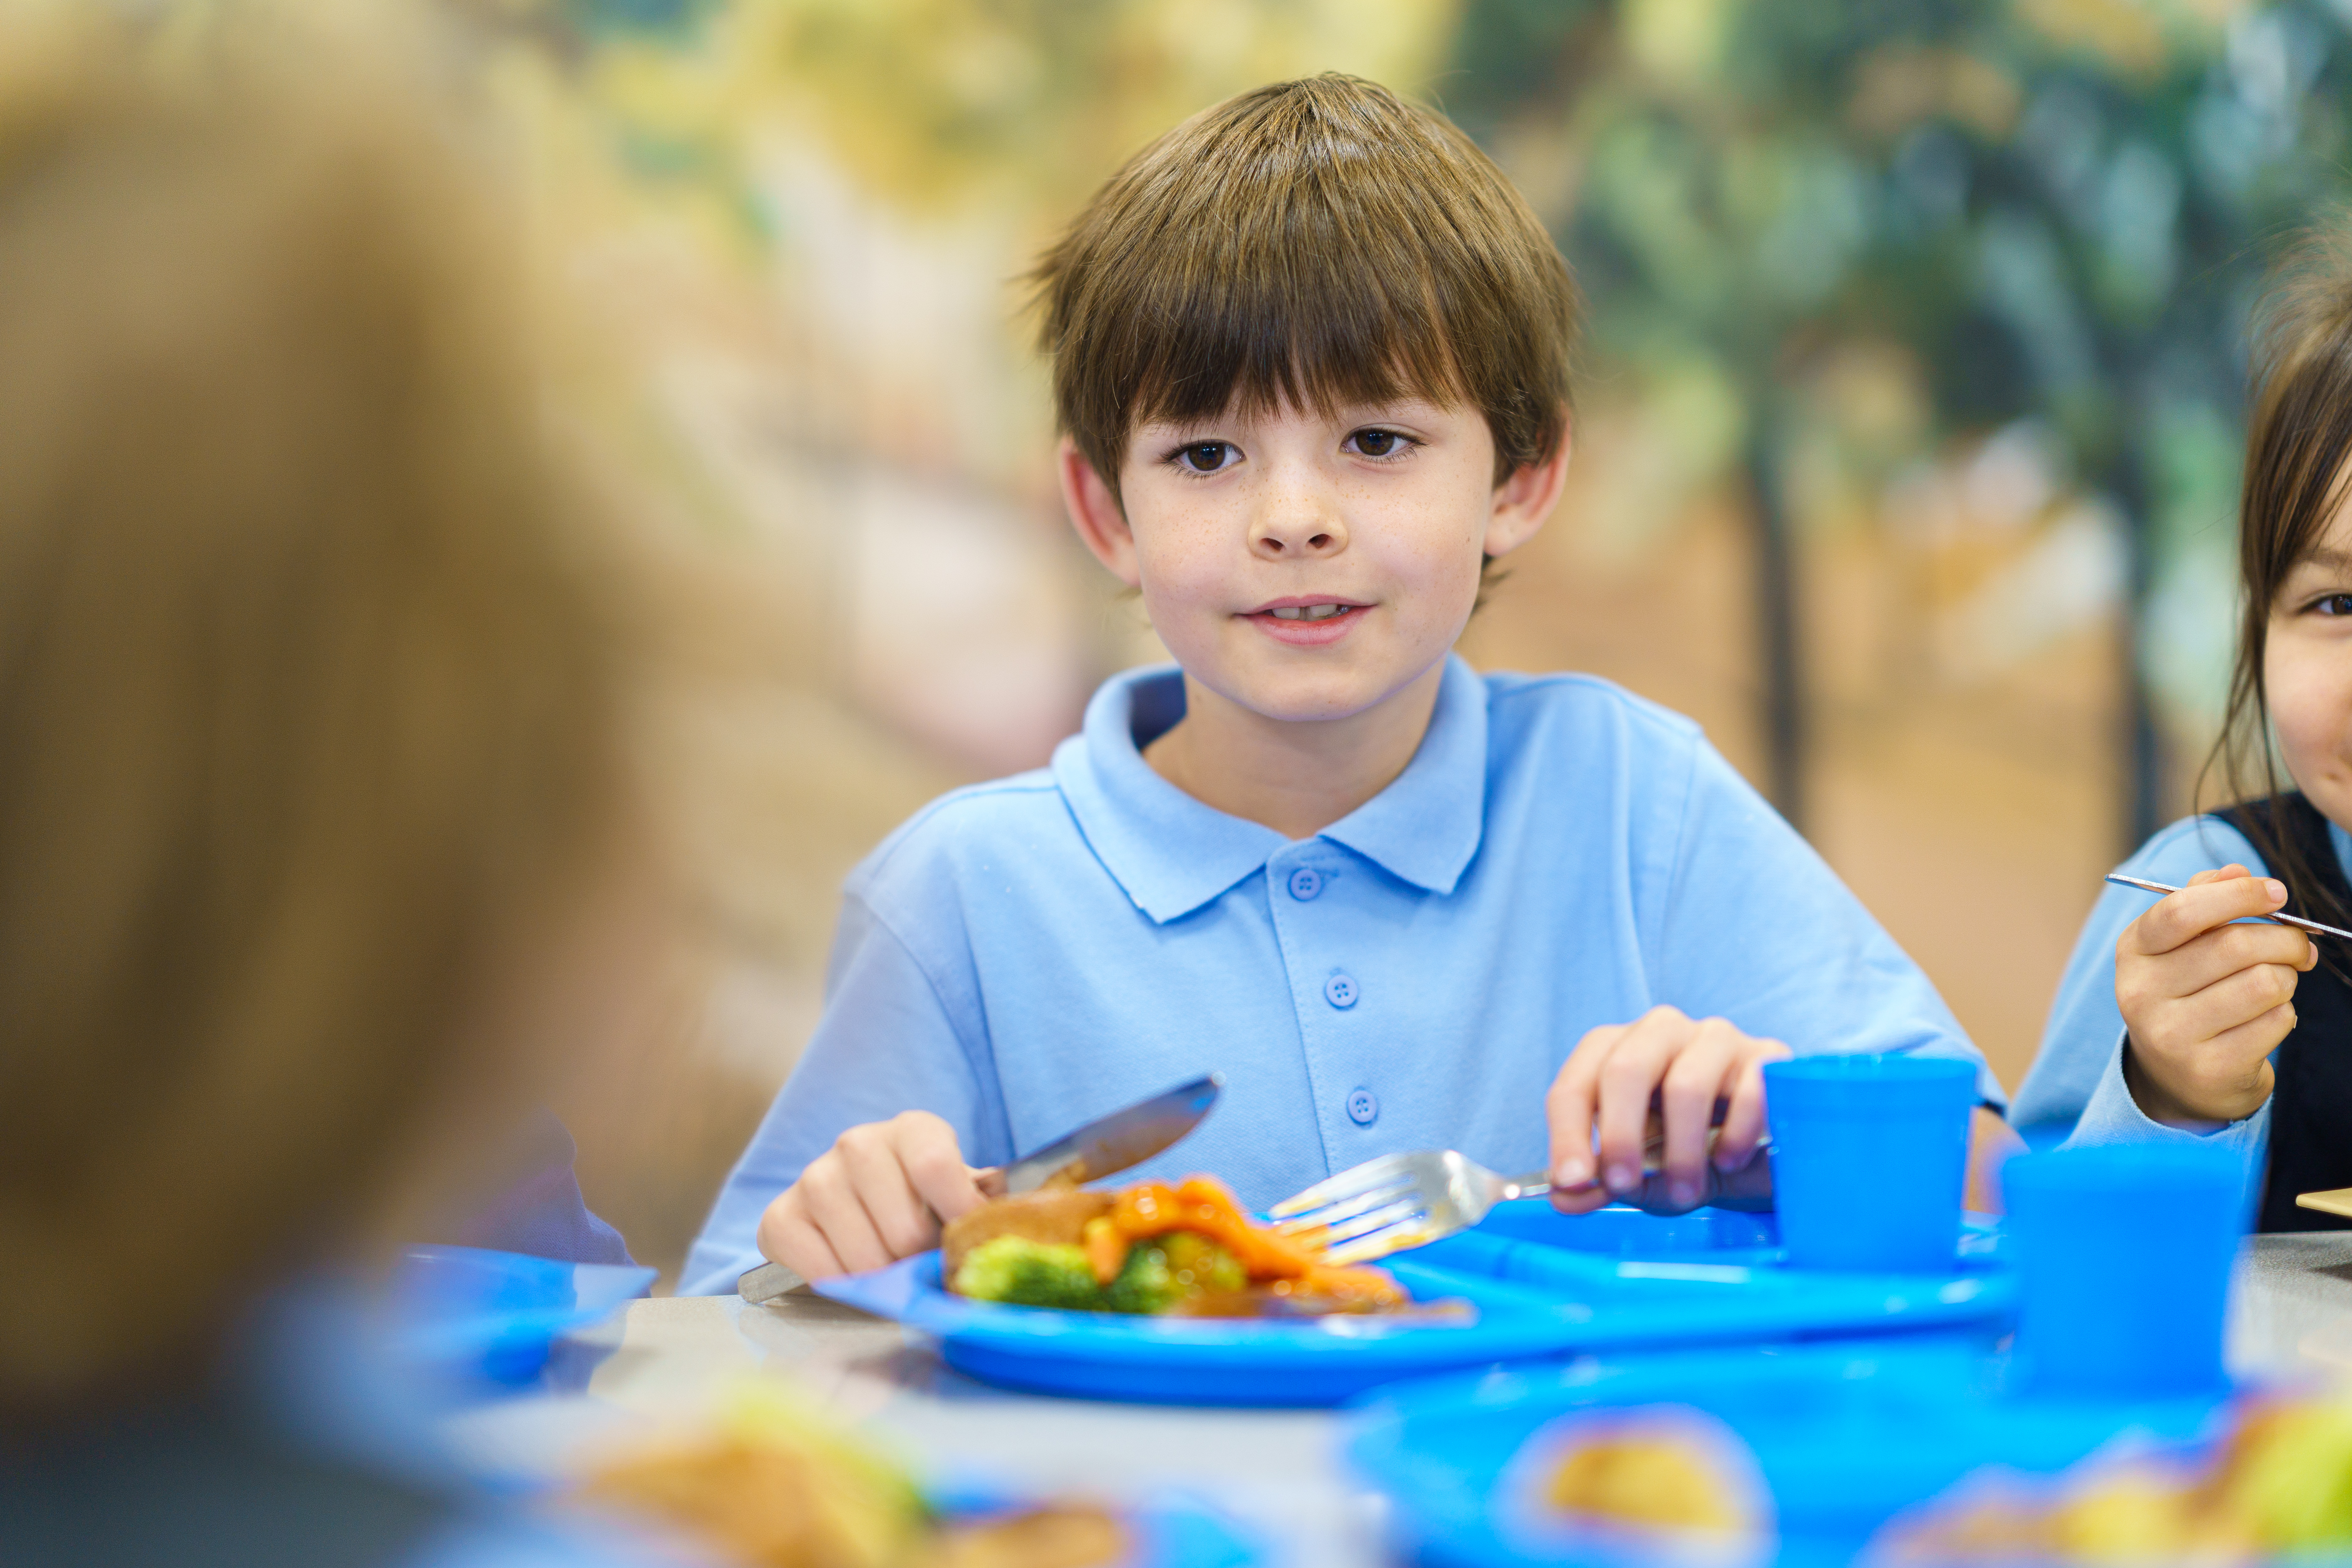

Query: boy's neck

[1142,661,1446,841]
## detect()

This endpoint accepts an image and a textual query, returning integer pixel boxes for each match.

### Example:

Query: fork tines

[1268,1153,1435,1265]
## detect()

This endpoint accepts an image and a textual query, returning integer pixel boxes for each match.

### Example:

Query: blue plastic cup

[2001,1143,2242,1398]
[1764,1053,1976,1273]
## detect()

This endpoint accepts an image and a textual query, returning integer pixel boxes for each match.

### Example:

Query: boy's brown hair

[0,26,630,1408]
[2205,229,2352,940]
[1032,74,1578,496]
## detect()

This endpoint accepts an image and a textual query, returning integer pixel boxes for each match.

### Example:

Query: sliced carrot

[1109,1175,1400,1301]
[1082,1216,1129,1285]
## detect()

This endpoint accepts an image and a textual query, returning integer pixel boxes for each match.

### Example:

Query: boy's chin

[1201,655,1432,728]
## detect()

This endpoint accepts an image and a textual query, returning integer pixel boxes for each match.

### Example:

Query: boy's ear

[1484,416,1572,560]
[1057,437,1141,587]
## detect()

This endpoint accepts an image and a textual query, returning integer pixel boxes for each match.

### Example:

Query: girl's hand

[755,1111,991,1281]
[1544,1005,1790,1214]
[2116,864,2316,1125]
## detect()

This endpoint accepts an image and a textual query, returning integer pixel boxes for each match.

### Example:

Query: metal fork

[1271,1121,1774,1266]
[1271,1151,1554,1265]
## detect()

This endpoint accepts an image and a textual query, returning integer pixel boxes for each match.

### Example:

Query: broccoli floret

[1103,1241,1177,1314]
[1103,1232,1246,1314]
[949,1236,1103,1310]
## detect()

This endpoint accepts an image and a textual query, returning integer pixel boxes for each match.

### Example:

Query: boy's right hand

[2116,864,2316,1125]
[755,1111,992,1282]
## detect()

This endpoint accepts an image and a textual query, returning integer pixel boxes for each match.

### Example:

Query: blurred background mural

[67,0,2352,1281]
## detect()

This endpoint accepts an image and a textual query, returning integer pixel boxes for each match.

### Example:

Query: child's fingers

[2130,919,2314,1005]
[1595,1006,1695,1195]
[1545,1024,1618,1192]
[758,1198,846,1282]
[1655,1020,1742,1203]
[793,1154,894,1275]
[2182,863,2254,888]
[891,1111,989,1225]
[835,1123,941,1260]
[2171,960,2303,1055]
[2126,874,2289,956]
[1712,1041,1785,1172]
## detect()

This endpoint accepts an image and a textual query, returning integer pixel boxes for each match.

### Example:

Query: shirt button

[1324,973,1359,1008]
[1287,866,1323,901]
[1347,1087,1378,1125]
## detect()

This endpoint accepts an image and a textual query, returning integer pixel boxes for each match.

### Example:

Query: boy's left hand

[1545,1005,1788,1214]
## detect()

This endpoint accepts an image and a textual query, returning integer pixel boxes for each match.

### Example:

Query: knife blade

[995,1071,1223,1194]
[738,1072,1223,1305]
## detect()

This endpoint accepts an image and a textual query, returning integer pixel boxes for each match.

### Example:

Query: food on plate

[942,1174,1407,1314]
[574,1384,1129,1568]
[1872,1392,2352,1563]
[1512,1407,1770,1560]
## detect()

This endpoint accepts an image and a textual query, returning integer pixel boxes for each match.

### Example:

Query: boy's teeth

[1269,604,1346,621]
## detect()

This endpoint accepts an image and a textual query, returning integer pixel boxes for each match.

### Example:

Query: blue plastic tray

[391,1244,656,1387]
[1344,1341,2250,1568]
[811,1200,2017,1407]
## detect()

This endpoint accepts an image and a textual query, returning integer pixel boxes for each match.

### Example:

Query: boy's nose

[1248,482,1348,560]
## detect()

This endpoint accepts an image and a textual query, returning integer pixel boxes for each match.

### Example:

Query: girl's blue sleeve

[675,892,1013,1297]
[2013,817,2272,1184]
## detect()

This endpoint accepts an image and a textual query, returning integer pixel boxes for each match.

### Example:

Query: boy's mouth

[1244,596,1370,645]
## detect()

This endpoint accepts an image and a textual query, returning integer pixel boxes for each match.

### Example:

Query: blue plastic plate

[811,1201,2017,1407]
[391,1244,656,1387]
[1344,1341,2248,1568]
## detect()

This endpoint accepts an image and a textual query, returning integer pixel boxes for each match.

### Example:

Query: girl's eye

[1347,428,1410,459]
[2315,595,2352,617]
[1176,442,1235,474]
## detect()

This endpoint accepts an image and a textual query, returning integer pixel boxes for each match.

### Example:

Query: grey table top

[451,1233,2352,1568]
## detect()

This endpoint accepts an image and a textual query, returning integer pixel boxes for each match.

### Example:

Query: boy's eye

[1347,428,1409,459]
[1176,442,1236,474]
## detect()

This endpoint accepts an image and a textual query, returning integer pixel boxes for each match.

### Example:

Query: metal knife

[737,1072,1223,1305]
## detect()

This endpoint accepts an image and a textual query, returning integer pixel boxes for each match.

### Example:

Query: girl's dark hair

[2202,230,2352,938]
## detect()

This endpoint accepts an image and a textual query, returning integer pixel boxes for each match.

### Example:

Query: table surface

[452,1233,2352,1568]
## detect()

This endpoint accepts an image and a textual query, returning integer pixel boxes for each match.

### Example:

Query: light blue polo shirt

[681,657,1997,1296]
[2013,811,2340,1209]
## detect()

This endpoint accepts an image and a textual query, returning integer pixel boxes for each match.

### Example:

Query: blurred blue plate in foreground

[811,1200,2017,1407]
[391,1244,655,1389]
[1344,1340,2246,1568]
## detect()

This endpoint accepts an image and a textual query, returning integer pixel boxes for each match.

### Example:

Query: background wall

[91,0,2352,1283]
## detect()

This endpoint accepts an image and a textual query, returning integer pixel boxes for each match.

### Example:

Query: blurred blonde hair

[0,19,629,1407]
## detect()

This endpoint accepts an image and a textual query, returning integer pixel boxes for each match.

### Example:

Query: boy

[682,75,2000,1295]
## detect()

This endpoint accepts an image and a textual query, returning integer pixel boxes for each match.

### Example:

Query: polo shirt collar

[1053,654,1490,923]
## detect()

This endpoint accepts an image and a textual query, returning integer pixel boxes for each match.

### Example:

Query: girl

[2015,236,2352,1231]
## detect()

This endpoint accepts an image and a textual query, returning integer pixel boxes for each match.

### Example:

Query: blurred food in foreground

[575,1385,1129,1568]
[1523,1407,1769,1550]
[942,1176,1406,1316]
[1875,1394,2352,1564]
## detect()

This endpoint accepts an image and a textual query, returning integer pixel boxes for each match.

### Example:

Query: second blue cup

[2001,1143,2242,1398]
[1764,1052,1977,1273]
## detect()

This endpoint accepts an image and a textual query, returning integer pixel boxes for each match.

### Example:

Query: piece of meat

[940,1189,1114,1278]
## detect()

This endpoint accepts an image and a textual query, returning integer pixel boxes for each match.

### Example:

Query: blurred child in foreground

[2017,238,2352,1231]
[0,22,676,1563]
[687,75,2008,1295]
